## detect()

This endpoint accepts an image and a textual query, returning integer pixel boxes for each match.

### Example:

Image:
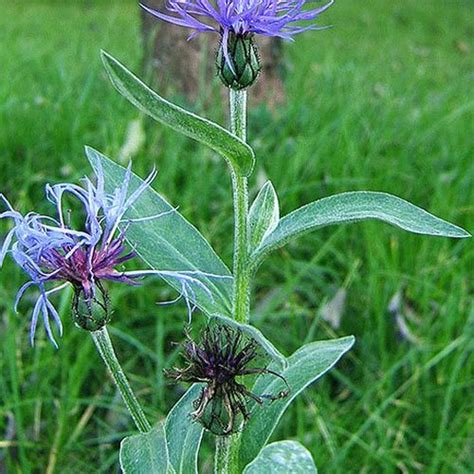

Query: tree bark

[140,1,285,106]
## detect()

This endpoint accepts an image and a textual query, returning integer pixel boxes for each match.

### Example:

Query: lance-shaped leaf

[244,440,317,474]
[252,192,470,264]
[165,385,204,474]
[86,147,233,316]
[101,51,255,177]
[248,181,280,252]
[238,336,355,468]
[212,314,287,369]
[120,422,175,474]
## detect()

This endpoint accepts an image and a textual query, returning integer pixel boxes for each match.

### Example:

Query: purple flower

[141,1,333,89]
[140,1,334,41]
[0,162,219,347]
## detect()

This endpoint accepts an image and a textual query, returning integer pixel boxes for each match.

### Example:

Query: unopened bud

[72,284,111,332]
[216,33,261,90]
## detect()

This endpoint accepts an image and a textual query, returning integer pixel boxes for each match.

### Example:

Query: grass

[0,0,473,472]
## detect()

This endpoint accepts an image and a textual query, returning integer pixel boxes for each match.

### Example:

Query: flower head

[141,1,334,89]
[0,161,216,347]
[165,323,289,435]
[141,1,334,40]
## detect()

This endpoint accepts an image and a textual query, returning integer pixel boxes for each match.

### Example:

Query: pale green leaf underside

[165,385,204,474]
[101,51,255,177]
[86,147,233,316]
[248,181,280,253]
[253,191,470,262]
[120,422,174,474]
[239,336,355,468]
[213,314,287,369]
[244,440,317,474]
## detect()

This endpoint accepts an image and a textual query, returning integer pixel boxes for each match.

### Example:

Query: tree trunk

[140,1,285,106]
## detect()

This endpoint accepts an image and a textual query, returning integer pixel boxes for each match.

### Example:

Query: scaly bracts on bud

[216,33,261,90]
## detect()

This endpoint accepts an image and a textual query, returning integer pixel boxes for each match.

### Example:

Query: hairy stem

[91,326,151,433]
[215,434,240,474]
[215,89,250,474]
[230,88,250,324]
[215,437,231,474]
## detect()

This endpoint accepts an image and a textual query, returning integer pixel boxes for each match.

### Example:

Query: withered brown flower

[165,323,289,435]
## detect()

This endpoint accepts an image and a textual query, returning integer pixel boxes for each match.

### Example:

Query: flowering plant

[1,1,469,473]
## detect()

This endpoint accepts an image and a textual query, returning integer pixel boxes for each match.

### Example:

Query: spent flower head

[141,0,334,89]
[0,160,216,347]
[165,323,289,435]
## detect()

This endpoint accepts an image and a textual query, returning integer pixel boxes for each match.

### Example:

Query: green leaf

[244,441,317,474]
[120,422,175,474]
[101,51,255,177]
[248,181,279,253]
[86,147,233,316]
[165,385,204,474]
[252,191,470,263]
[239,336,355,468]
[212,314,287,369]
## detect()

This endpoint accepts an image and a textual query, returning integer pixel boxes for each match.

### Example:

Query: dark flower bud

[72,283,111,332]
[216,33,261,90]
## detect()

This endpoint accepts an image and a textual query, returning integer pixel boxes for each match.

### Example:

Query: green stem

[215,435,240,474]
[91,326,151,433]
[229,88,250,324]
[215,437,231,474]
[215,89,250,474]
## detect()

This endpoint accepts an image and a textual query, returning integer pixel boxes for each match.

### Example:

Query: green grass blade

[101,50,255,177]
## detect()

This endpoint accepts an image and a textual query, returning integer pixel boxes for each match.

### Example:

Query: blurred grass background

[0,0,473,472]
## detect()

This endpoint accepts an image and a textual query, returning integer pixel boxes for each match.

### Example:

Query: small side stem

[229,88,250,324]
[91,326,151,433]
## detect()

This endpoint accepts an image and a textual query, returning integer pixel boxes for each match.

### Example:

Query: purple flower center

[41,236,137,297]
